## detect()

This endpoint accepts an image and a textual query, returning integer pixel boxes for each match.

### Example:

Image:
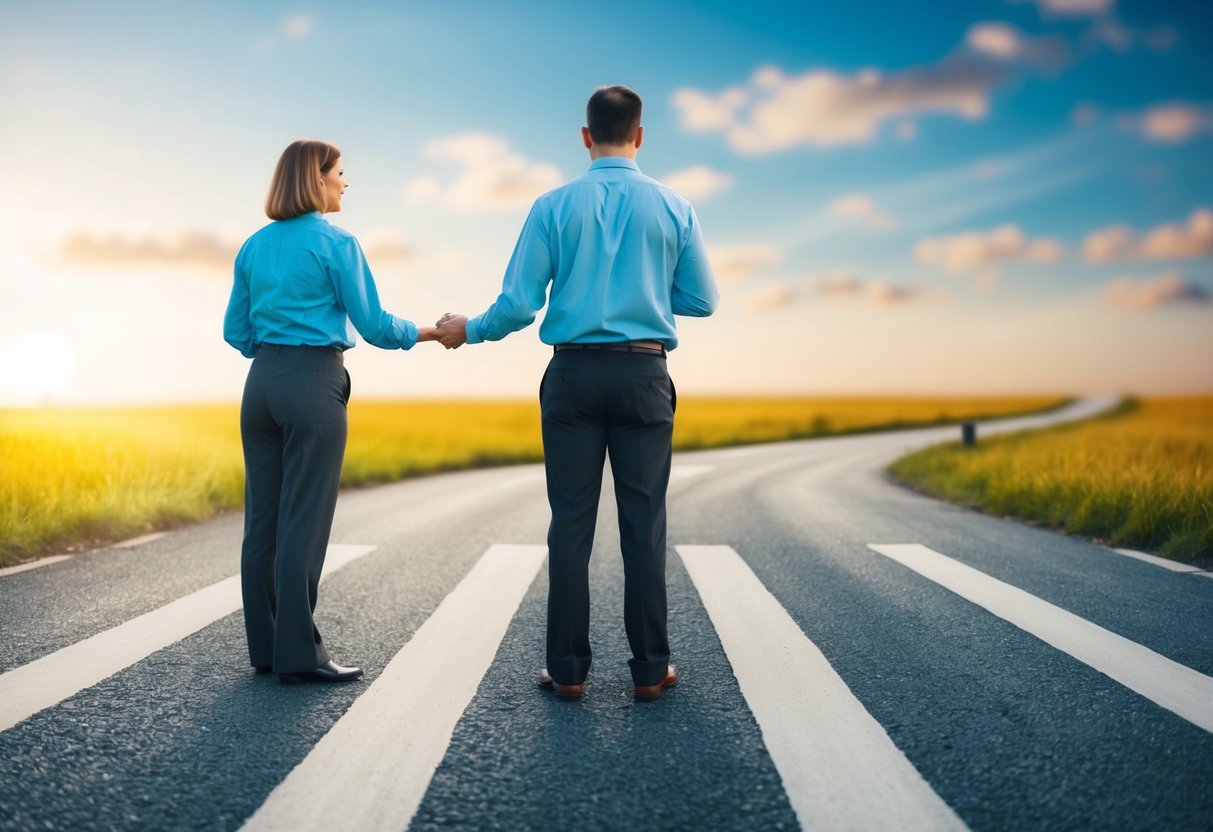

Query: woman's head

[265,140,347,220]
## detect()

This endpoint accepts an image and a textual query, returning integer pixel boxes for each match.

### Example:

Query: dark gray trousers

[239,344,349,673]
[540,349,676,687]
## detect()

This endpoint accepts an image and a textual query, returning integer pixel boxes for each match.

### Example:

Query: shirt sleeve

[466,202,553,345]
[223,239,257,358]
[670,207,719,317]
[330,235,420,350]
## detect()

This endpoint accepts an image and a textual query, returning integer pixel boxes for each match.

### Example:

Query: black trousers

[540,349,676,687]
[239,344,350,673]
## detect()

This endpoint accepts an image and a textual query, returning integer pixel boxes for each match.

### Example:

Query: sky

[0,0,1211,405]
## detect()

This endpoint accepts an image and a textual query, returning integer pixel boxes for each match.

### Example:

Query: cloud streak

[1083,208,1213,262]
[915,225,1063,272]
[659,166,734,201]
[1101,271,1210,312]
[407,134,563,211]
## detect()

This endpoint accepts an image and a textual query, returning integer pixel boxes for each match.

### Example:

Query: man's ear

[634,125,644,149]
[581,126,593,150]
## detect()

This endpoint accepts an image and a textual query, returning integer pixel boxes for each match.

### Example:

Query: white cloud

[915,225,1063,272]
[406,133,563,211]
[1100,271,1210,312]
[828,194,896,231]
[282,14,314,38]
[60,229,238,271]
[707,244,782,282]
[1083,208,1213,262]
[745,284,797,313]
[1013,0,1114,17]
[1139,104,1213,143]
[966,22,1068,67]
[807,270,934,306]
[659,166,734,201]
[671,87,749,131]
[362,229,416,265]
[672,54,1007,152]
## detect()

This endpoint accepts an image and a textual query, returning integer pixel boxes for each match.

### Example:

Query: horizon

[1,0,1211,406]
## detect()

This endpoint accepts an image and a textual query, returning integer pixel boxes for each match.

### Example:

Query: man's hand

[435,313,468,349]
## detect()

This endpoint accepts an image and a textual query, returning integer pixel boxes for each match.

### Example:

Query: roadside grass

[889,397,1213,568]
[0,396,1063,567]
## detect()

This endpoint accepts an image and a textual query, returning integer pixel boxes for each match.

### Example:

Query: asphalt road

[1,395,1211,831]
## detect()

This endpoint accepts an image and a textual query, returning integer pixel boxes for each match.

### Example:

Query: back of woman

[223,139,437,684]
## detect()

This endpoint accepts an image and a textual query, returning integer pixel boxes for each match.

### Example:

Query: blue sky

[1,0,1210,404]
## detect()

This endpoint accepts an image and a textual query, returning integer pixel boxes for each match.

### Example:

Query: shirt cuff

[465,315,485,345]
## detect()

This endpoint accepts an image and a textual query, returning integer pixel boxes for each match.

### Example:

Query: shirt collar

[589,156,639,172]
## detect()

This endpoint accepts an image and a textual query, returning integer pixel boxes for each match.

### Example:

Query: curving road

[1,395,1211,831]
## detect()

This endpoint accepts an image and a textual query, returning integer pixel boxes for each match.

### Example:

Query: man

[436,85,718,702]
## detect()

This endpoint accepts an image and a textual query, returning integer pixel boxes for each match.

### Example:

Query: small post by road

[962,422,976,447]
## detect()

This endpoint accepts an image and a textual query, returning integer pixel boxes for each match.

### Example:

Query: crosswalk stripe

[240,543,548,832]
[0,543,376,733]
[868,543,1213,734]
[676,544,968,832]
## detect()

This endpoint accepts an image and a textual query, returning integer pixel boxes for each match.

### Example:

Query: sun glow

[1,332,76,404]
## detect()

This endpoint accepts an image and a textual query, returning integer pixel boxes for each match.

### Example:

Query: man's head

[584,85,643,157]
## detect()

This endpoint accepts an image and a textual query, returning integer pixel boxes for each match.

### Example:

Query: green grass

[0,396,1064,567]
[890,397,1213,568]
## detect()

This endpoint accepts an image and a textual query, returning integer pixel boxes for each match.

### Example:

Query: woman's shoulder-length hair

[265,140,341,220]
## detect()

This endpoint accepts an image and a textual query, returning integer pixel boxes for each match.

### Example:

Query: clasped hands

[418,313,468,350]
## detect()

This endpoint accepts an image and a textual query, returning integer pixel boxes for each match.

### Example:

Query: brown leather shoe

[538,668,584,700]
[634,665,677,702]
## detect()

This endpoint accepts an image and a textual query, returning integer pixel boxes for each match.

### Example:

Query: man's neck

[589,145,638,160]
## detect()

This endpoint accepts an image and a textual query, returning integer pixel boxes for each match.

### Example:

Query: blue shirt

[223,212,418,358]
[466,157,718,350]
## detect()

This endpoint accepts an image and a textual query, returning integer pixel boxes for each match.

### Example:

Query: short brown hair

[265,140,341,220]
[586,85,642,145]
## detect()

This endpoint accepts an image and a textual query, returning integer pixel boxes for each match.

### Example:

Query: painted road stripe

[0,544,376,733]
[670,464,716,480]
[869,544,1213,734]
[676,545,967,832]
[109,532,168,549]
[241,544,547,832]
[1112,547,1201,574]
[0,555,73,578]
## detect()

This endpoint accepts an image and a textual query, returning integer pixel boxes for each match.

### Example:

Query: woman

[223,140,437,683]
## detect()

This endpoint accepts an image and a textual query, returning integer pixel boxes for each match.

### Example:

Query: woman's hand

[417,325,439,342]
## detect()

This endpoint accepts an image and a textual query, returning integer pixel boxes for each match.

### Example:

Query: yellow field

[890,397,1213,567]
[0,396,1062,566]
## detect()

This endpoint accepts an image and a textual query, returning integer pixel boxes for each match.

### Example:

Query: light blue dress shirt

[224,212,418,358]
[466,157,719,350]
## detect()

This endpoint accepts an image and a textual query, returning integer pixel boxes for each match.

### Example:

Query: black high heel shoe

[279,660,364,684]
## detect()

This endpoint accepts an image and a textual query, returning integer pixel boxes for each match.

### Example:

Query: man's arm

[671,207,719,317]
[457,202,554,346]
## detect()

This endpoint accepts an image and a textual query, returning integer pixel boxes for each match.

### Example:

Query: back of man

[439,85,718,702]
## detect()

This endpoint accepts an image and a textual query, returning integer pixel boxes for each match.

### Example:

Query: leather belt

[554,340,666,356]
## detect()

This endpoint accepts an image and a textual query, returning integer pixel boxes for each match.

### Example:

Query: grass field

[0,396,1063,566]
[890,397,1213,568]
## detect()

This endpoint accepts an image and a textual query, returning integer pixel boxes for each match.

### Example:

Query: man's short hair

[586,85,642,145]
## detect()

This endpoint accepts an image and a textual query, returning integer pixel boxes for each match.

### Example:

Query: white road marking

[670,464,716,480]
[869,543,1213,734]
[676,545,968,832]
[0,543,376,733]
[1112,547,1201,573]
[0,555,73,578]
[109,532,168,549]
[240,544,547,832]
